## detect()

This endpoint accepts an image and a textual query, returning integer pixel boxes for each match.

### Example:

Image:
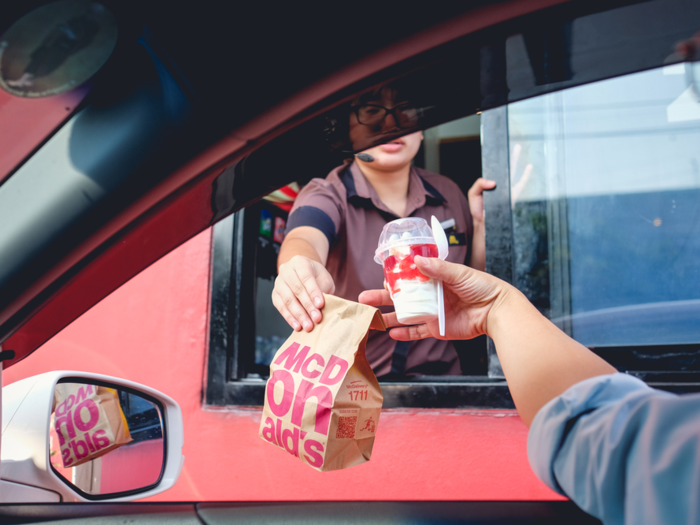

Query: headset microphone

[354,153,375,162]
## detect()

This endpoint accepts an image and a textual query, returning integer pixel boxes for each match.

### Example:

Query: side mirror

[1,371,184,502]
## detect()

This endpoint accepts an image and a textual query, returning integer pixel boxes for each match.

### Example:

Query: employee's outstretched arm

[358,256,616,426]
[274,226,335,332]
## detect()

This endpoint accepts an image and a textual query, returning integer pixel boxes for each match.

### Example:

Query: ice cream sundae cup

[374,218,439,325]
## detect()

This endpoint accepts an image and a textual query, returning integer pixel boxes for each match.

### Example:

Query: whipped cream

[392,279,439,324]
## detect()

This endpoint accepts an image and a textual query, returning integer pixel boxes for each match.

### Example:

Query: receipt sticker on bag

[259,294,386,471]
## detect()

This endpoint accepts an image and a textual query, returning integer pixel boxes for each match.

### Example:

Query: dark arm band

[286,206,337,246]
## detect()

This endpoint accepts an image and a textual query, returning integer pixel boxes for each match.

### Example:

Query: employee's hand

[359,256,506,341]
[467,177,496,223]
[273,255,336,332]
[467,177,495,271]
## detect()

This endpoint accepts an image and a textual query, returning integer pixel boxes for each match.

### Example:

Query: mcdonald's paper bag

[53,383,133,468]
[259,294,386,471]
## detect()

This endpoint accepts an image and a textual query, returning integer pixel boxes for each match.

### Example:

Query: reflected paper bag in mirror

[53,383,133,468]
[259,294,386,471]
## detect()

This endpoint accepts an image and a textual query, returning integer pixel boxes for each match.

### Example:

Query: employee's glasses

[352,103,419,129]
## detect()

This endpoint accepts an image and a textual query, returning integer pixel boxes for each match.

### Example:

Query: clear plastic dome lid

[374,217,436,264]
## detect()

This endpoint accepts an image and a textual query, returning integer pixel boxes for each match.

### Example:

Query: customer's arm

[358,256,615,427]
[526,373,700,524]
[360,258,700,524]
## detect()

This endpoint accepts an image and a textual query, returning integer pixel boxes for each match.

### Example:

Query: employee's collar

[341,161,445,217]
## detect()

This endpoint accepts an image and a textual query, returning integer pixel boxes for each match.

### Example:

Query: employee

[272,84,495,377]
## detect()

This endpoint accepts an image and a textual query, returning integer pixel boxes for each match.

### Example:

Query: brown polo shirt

[286,160,473,377]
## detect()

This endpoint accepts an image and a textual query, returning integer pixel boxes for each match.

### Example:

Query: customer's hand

[359,256,507,341]
[273,255,336,332]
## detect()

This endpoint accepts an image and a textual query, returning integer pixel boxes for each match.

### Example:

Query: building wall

[4,228,561,501]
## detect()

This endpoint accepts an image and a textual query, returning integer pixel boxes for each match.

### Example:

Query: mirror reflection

[49,382,164,497]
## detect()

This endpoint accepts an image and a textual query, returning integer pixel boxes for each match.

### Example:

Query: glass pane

[254,201,295,370]
[508,61,700,347]
[49,382,164,497]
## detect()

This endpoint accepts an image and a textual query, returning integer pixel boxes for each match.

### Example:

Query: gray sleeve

[528,373,700,524]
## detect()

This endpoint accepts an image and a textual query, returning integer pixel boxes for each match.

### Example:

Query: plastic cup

[374,218,439,324]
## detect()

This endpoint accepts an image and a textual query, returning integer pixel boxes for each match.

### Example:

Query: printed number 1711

[349,390,367,401]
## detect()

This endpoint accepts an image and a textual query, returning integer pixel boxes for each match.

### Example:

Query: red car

[0,0,698,522]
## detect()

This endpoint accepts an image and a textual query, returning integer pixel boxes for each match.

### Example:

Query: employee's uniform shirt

[286,160,473,377]
[529,373,700,525]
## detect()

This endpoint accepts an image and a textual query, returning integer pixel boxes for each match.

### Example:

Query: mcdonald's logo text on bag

[260,342,350,468]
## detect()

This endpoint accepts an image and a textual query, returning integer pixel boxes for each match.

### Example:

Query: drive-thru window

[204,0,700,408]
